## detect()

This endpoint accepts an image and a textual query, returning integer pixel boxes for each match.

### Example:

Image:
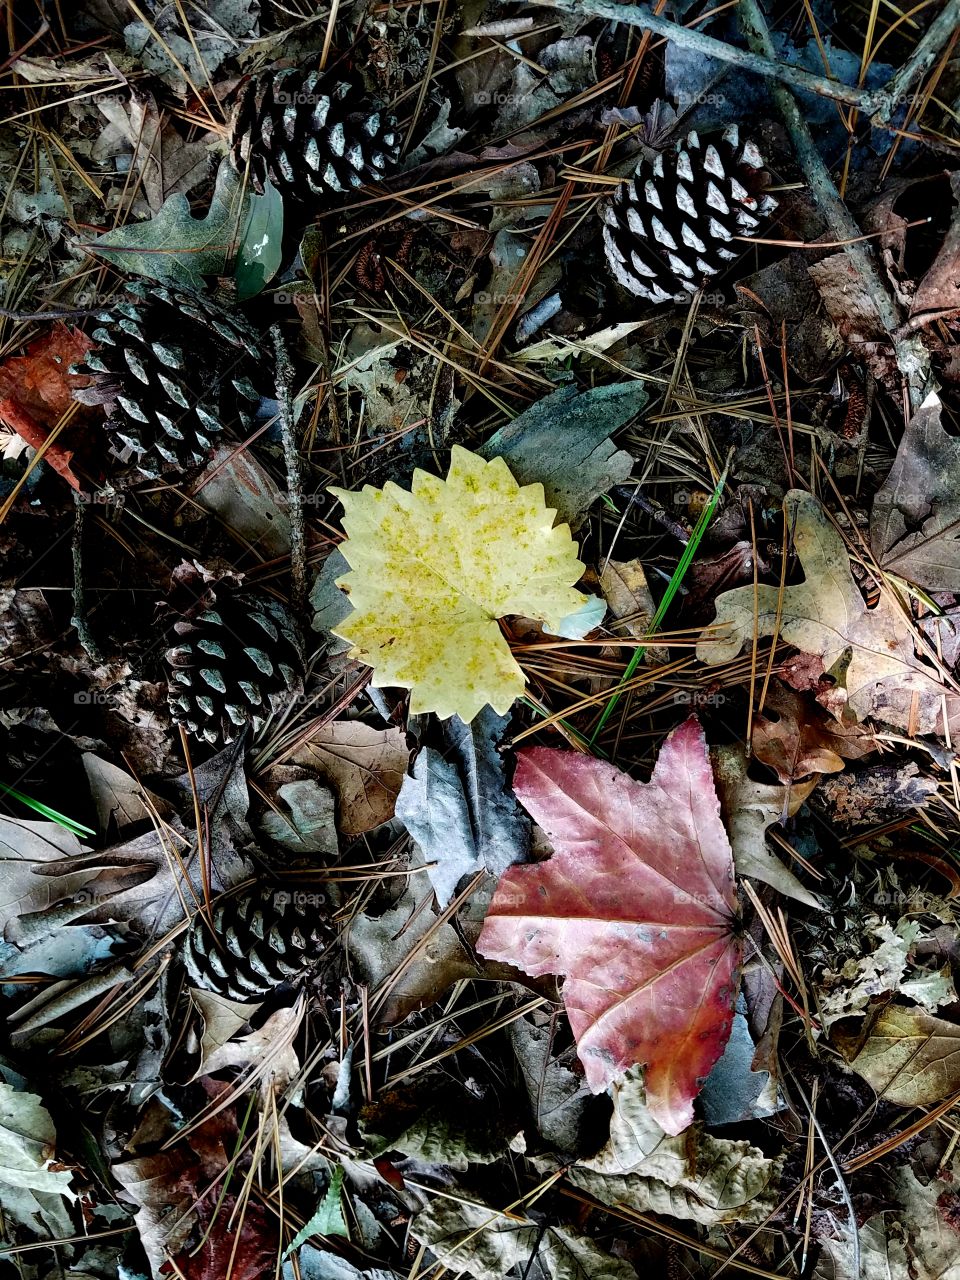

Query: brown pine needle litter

[1,2,960,1278]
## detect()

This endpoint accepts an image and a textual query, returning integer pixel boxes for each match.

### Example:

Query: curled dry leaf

[599,557,669,663]
[712,744,820,908]
[751,681,876,783]
[569,1067,781,1225]
[331,446,587,722]
[0,324,94,428]
[697,489,944,730]
[478,717,741,1135]
[0,324,95,490]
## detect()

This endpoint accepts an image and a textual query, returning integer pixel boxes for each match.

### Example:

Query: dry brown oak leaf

[697,489,945,727]
[751,680,876,784]
[478,716,741,1136]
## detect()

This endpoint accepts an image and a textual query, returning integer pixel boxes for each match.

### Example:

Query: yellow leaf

[330,446,587,722]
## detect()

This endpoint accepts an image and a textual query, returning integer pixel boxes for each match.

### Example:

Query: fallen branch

[736,0,930,411]
[876,0,960,124]
[271,325,307,623]
[71,490,102,661]
[522,0,890,114]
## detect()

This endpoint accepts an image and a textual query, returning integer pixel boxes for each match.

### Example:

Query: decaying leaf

[289,720,407,836]
[697,489,944,729]
[817,919,920,1029]
[814,1165,960,1280]
[478,717,741,1135]
[836,1004,960,1106]
[394,707,529,906]
[569,1067,780,1225]
[752,681,875,783]
[812,762,937,831]
[192,445,293,559]
[410,1196,637,1280]
[871,391,960,592]
[361,1076,512,1169]
[712,743,821,907]
[0,1083,77,1239]
[911,171,960,318]
[0,324,94,489]
[347,879,477,1025]
[113,1105,242,1279]
[331,446,587,722]
[257,778,339,856]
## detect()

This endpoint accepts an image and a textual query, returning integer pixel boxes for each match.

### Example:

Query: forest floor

[2,1,960,1279]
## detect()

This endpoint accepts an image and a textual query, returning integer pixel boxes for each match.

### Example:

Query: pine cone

[183,887,329,1000]
[229,68,400,203]
[602,126,777,304]
[72,282,262,480]
[165,582,303,748]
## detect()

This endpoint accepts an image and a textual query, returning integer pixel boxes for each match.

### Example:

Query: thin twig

[786,1065,861,1280]
[71,491,102,660]
[271,325,307,623]
[520,0,890,113]
[0,306,102,321]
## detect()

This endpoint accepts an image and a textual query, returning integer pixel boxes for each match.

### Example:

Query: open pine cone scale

[165,588,303,748]
[603,125,778,303]
[230,68,401,202]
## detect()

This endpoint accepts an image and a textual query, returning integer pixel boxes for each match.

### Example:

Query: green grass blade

[589,458,731,745]
[0,781,96,837]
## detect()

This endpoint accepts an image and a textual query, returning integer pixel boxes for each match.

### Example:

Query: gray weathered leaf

[871,391,960,592]
[283,1243,400,1280]
[258,780,338,856]
[411,1197,636,1280]
[508,1017,595,1154]
[478,382,642,526]
[395,708,530,906]
[310,549,352,643]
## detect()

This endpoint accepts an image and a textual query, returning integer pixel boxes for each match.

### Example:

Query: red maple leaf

[477,717,741,1135]
[0,324,95,490]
